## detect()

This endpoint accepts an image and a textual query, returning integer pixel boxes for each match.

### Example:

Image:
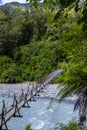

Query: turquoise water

[0,95,78,130]
[0,94,14,111]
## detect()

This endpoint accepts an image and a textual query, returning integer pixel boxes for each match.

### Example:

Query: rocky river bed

[0,82,77,102]
[0,82,78,130]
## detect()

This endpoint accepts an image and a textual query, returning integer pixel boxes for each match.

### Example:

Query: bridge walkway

[0,69,63,130]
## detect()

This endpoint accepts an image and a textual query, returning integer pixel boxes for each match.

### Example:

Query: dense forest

[0,1,86,84]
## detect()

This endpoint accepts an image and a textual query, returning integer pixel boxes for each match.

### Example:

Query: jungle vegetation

[0,0,87,127]
[0,1,86,84]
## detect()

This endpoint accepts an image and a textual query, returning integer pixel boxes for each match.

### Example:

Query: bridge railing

[0,69,63,130]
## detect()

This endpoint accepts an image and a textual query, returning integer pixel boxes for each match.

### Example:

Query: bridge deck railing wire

[0,69,63,130]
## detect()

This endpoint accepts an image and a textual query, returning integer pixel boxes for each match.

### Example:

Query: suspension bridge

[0,69,63,130]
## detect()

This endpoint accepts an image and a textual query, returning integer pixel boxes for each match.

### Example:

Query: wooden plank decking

[0,69,63,129]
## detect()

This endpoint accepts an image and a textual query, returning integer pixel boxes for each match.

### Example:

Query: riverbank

[0,83,77,102]
[0,82,34,94]
[0,82,58,97]
[0,83,78,130]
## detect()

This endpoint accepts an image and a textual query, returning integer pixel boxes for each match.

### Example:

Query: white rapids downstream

[0,83,78,130]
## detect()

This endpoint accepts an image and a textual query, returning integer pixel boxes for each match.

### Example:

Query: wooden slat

[0,69,63,128]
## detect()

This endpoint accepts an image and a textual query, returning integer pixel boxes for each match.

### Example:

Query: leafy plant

[55,119,83,130]
[25,124,33,130]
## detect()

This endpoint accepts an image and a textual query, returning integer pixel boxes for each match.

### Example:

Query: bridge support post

[13,100,22,117]
[23,94,31,108]
[34,84,40,96]
[11,93,16,107]
[0,100,8,130]
[27,86,30,96]
[37,84,41,93]
[20,89,25,101]
[2,100,6,113]
[29,89,36,102]
[37,84,43,93]
[39,84,44,93]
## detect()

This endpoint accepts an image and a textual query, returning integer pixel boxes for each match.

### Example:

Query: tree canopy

[0,0,87,125]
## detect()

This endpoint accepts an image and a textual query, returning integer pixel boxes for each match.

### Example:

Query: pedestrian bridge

[0,69,63,130]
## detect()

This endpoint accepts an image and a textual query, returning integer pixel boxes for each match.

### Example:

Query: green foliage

[13,41,60,81]
[0,1,87,126]
[25,124,33,130]
[56,39,87,100]
[27,0,87,35]
[0,7,51,56]
[27,0,78,9]
[55,119,83,130]
[0,56,21,83]
[0,2,87,86]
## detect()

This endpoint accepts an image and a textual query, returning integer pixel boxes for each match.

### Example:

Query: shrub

[55,119,83,130]
[25,124,33,130]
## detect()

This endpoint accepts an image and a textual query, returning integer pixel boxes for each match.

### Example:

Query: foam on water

[0,94,78,130]
[33,120,45,129]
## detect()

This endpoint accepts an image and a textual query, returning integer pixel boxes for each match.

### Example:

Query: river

[0,83,78,130]
[0,96,78,130]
